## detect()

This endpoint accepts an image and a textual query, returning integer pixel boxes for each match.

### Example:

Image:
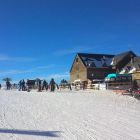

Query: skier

[42,79,47,90]
[83,83,86,90]
[56,84,59,90]
[18,81,21,91]
[38,79,41,92]
[69,84,72,90]
[133,79,138,90]
[49,78,55,92]
[0,83,1,90]
[6,80,10,90]
[22,79,25,91]
[46,82,48,90]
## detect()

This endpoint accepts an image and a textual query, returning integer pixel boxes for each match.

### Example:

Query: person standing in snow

[83,83,85,90]
[0,83,1,90]
[46,82,48,90]
[22,79,25,91]
[38,79,41,92]
[69,84,72,90]
[6,81,10,90]
[42,79,47,90]
[133,79,138,90]
[26,79,30,92]
[49,78,55,91]
[56,84,59,90]
[18,81,21,91]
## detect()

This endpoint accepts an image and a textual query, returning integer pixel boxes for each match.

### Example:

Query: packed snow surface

[0,89,140,140]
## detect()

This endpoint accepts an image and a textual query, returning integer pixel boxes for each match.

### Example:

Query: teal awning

[105,74,116,79]
[116,74,131,77]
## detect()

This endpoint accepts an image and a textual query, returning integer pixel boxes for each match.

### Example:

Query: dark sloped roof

[126,66,131,71]
[125,56,140,67]
[77,53,114,68]
[113,51,137,65]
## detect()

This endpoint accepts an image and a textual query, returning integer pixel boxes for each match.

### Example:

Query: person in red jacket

[83,83,85,90]
[0,84,1,90]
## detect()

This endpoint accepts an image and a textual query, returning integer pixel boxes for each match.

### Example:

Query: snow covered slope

[0,89,140,140]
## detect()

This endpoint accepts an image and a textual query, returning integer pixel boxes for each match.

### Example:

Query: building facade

[70,51,139,83]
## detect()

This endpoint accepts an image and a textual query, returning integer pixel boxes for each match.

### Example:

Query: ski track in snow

[0,89,140,140]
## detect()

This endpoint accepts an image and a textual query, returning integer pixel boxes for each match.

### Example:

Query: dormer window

[102,62,107,67]
[86,62,89,67]
[103,56,106,60]
[76,58,78,62]
[76,66,79,70]
[90,61,96,67]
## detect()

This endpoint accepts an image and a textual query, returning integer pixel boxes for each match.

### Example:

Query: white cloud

[37,64,55,69]
[64,71,69,74]
[0,64,55,77]
[53,46,92,56]
[0,54,37,62]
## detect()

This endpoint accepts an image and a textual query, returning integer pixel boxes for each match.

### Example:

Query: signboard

[116,76,131,82]
[112,66,116,69]
[99,83,106,90]
[132,73,140,80]
[28,80,36,85]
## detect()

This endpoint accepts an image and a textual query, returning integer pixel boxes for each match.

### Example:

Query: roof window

[102,62,107,67]
[89,61,96,67]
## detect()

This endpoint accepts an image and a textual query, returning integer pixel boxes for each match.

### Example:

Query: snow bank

[0,89,140,140]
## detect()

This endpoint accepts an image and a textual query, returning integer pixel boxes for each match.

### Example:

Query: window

[103,73,108,77]
[76,66,79,70]
[90,61,96,67]
[103,56,106,60]
[102,62,107,67]
[91,73,96,77]
[76,58,78,62]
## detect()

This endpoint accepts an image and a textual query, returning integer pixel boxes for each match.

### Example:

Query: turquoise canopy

[105,74,116,79]
[116,74,131,77]
[106,73,132,79]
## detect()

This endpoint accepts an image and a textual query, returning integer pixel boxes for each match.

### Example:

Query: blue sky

[0,0,140,84]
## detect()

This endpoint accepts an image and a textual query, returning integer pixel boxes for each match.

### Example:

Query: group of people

[17,78,57,92]
[40,78,58,92]
[3,78,86,92]
[18,80,26,91]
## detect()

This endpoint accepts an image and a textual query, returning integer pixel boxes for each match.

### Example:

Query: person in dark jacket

[69,84,72,90]
[49,78,55,91]
[6,80,10,90]
[46,82,48,90]
[133,79,138,90]
[42,79,47,90]
[22,79,25,91]
[56,84,59,90]
[26,79,30,92]
[38,79,41,92]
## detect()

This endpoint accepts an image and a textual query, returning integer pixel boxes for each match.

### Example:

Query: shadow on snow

[0,128,61,137]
